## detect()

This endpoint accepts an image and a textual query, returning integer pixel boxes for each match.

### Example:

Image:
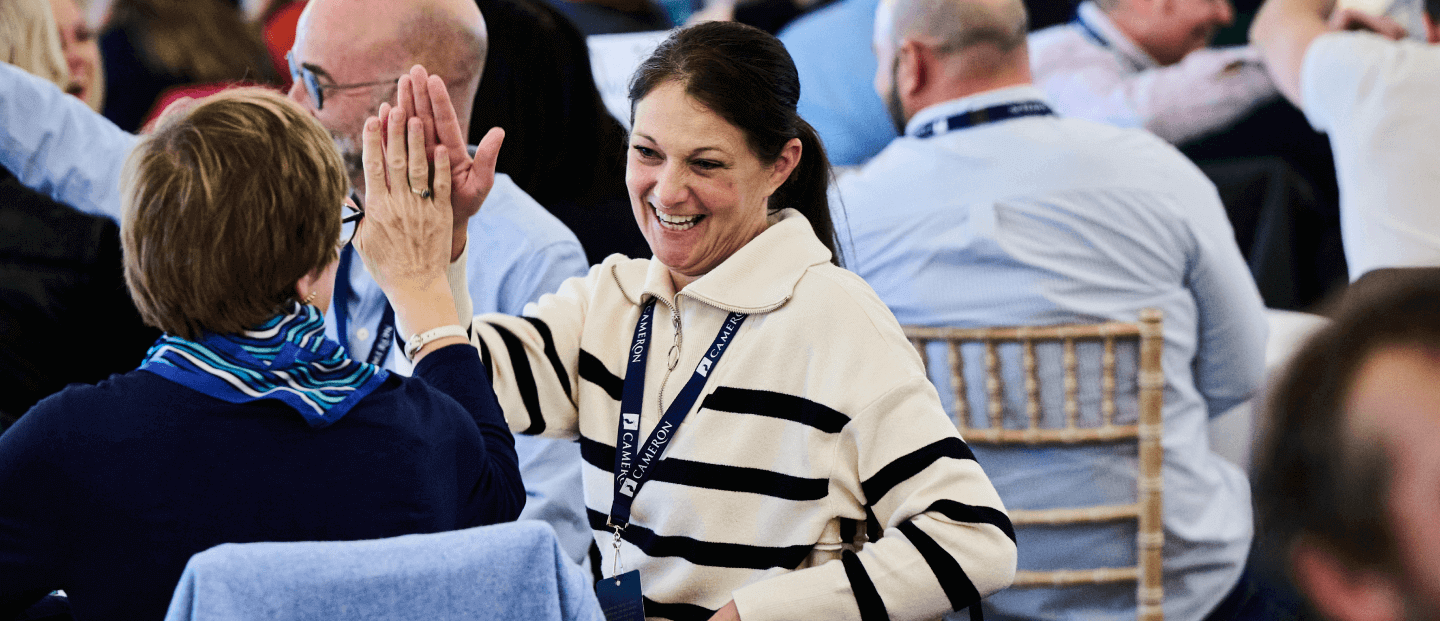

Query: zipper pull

[667,307,682,370]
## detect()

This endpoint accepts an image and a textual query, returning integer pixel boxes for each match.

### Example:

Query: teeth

[653,204,702,231]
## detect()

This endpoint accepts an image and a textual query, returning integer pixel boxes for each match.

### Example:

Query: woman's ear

[294,259,340,314]
[767,137,804,194]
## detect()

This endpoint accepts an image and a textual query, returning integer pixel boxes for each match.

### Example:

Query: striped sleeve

[467,268,596,441]
[732,376,1017,621]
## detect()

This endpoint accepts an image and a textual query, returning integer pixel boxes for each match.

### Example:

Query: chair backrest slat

[1102,334,1117,427]
[1023,336,1041,431]
[984,339,1004,430]
[903,311,1165,621]
[1063,336,1079,430]
[948,339,969,432]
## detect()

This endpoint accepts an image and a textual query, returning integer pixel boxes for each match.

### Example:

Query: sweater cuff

[446,242,474,332]
[732,561,858,621]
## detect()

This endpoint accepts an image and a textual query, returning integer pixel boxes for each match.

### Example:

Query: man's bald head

[880,0,1028,57]
[288,0,486,196]
[873,0,1031,131]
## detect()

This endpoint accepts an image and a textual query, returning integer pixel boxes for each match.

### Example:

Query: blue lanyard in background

[332,244,397,367]
[912,100,1056,139]
[608,300,747,530]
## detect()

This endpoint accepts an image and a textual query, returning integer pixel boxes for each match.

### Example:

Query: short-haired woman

[364,22,1017,621]
[0,89,522,620]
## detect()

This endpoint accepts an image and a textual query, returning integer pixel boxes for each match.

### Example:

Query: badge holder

[596,303,748,621]
[596,525,645,621]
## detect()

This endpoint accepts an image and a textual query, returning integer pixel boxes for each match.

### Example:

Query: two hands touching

[351,65,502,362]
[346,66,746,619]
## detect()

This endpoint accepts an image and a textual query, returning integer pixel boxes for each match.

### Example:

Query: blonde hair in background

[0,0,72,89]
[121,88,348,340]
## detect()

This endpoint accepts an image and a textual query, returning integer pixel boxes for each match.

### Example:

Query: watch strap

[403,324,469,361]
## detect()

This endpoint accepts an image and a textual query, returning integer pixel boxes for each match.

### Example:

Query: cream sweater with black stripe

[460,209,1016,621]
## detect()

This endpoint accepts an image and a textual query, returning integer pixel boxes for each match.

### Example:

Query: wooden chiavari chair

[903,310,1165,620]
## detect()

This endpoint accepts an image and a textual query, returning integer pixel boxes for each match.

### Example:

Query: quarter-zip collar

[610,208,833,314]
[1074,1,1159,72]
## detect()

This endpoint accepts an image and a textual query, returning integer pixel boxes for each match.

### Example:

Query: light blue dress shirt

[834,85,1266,621]
[778,0,898,167]
[0,61,596,569]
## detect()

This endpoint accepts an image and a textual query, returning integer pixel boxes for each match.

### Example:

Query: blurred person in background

[779,0,898,167]
[49,0,105,110]
[834,0,1273,615]
[0,0,156,429]
[1254,270,1440,621]
[99,0,276,131]
[1028,0,1347,310]
[1027,0,1274,145]
[471,0,650,264]
[1251,0,1440,282]
[2,0,71,89]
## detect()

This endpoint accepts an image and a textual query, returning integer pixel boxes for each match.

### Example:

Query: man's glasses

[287,50,395,111]
[339,201,363,249]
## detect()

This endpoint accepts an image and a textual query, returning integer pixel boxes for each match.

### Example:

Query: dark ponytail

[628,21,841,266]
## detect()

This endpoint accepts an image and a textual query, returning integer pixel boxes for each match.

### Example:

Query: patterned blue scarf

[140,303,390,428]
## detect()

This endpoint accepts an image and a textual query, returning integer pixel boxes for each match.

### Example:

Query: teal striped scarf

[140,303,390,428]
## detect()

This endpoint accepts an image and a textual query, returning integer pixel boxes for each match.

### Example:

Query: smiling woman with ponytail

[358,21,1018,621]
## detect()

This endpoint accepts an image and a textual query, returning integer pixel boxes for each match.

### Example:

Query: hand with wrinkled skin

[352,103,463,361]
[394,65,505,262]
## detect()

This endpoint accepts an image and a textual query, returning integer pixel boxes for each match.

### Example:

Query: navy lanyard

[1073,14,1146,72]
[912,100,1055,139]
[332,244,397,367]
[608,300,747,530]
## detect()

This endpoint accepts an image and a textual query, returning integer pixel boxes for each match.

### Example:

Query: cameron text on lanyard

[609,300,748,530]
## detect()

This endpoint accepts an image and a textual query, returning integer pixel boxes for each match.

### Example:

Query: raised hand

[352,103,460,340]
[396,64,504,262]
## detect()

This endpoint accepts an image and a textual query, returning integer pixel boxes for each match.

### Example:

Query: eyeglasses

[339,201,363,249]
[287,50,395,111]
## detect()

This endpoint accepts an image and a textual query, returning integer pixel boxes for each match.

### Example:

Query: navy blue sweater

[0,344,523,620]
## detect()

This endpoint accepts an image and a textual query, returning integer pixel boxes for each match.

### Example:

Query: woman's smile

[650,198,704,231]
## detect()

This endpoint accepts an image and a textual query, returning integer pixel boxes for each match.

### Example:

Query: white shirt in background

[1300,31,1440,280]
[834,85,1266,621]
[1028,1,1277,144]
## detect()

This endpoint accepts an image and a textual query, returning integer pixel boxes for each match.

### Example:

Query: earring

[303,290,318,306]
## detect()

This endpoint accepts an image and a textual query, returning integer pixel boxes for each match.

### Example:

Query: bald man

[288,0,595,570]
[1027,0,1276,145]
[832,0,1272,617]
[0,0,595,572]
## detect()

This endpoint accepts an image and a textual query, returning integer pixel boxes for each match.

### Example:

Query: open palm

[395,65,505,261]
